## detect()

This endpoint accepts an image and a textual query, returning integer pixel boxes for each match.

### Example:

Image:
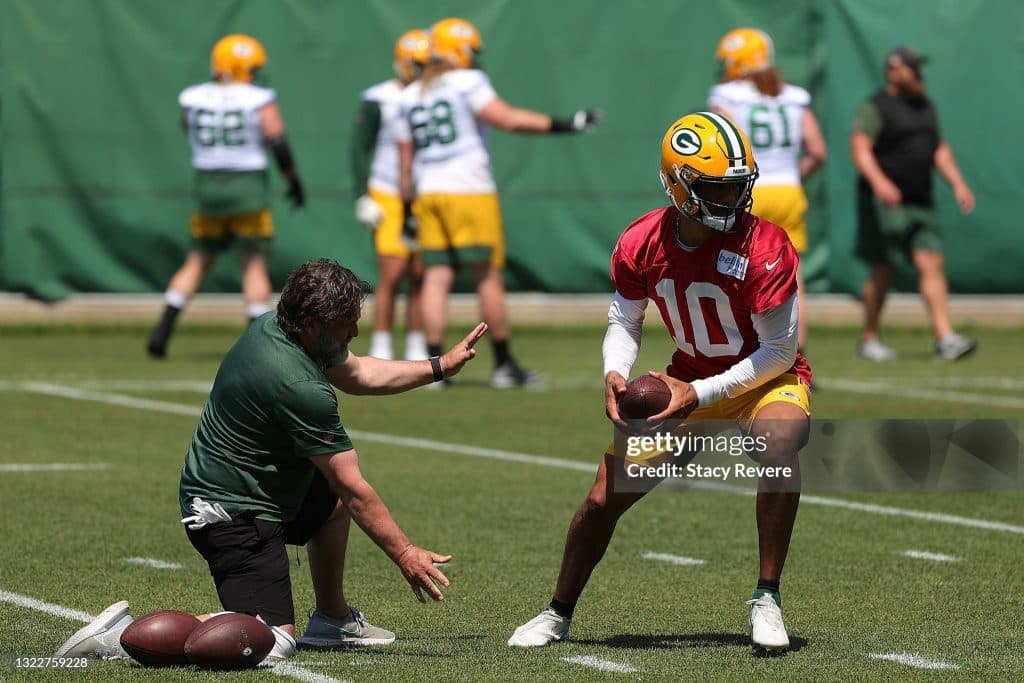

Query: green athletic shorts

[856,186,942,265]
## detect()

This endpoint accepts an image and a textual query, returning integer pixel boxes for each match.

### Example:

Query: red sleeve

[744,240,798,314]
[610,239,647,300]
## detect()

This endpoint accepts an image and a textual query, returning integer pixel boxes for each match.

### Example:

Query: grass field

[1,322,1022,682]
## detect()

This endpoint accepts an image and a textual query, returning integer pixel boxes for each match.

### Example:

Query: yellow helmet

[659,112,758,233]
[210,34,267,83]
[430,17,482,68]
[393,29,431,83]
[715,28,774,81]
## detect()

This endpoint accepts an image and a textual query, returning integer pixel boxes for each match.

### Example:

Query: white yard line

[13,382,1024,535]
[869,652,959,670]
[0,589,349,683]
[876,377,1024,391]
[0,590,94,623]
[561,655,639,673]
[123,557,183,570]
[899,550,961,562]
[641,551,706,566]
[0,463,109,472]
[815,378,1024,410]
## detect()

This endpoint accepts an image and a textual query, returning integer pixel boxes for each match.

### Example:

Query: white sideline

[899,550,961,562]
[642,552,706,566]
[561,655,639,673]
[0,589,350,683]
[12,382,1024,535]
[0,463,109,472]
[869,652,959,670]
[123,557,183,570]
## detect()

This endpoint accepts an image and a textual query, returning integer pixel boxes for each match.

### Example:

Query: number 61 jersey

[179,81,276,172]
[394,69,498,194]
[611,207,812,384]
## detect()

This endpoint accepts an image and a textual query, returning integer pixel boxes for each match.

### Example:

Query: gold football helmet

[715,28,774,81]
[393,29,431,83]
[430,17,482,68]
[660,112,758,233]
[210,34,267,83]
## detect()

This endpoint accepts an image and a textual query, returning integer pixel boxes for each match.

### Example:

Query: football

[184,613,274,670]
[119,610,201,667]
[617,375,673,419]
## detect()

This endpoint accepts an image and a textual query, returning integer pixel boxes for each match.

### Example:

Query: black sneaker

[491,361,544,389]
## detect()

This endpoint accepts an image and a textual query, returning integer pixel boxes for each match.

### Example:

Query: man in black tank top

[850,47,977,362]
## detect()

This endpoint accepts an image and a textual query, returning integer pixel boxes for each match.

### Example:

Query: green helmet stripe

[699,111,747,168]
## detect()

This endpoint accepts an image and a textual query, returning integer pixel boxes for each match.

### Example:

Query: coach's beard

[315,329,349,368]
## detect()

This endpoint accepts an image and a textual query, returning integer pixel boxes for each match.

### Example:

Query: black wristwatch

[429,356,444,383]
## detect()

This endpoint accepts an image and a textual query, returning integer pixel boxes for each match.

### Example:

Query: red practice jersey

[611,206,812,385]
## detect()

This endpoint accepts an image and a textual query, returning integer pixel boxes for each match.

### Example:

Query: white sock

[246,302,271,319]
[404,330,428,360]
[165,289,188,309]
[370,331,393,359]
[267,625,296,660]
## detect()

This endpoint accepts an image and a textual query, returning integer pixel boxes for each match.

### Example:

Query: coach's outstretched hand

[440,322,488,378]
[397,545,452,603]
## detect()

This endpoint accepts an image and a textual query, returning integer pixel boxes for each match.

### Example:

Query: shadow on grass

[574,632,808,654]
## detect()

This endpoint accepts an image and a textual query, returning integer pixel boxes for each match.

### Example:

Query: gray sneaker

[935,332,977,361]
[297,606,395,647]
[491,361,545,389]
[858,337,898,362]
[54,601,133,659]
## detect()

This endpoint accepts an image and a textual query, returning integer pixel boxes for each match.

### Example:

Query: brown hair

[417,58,455,95]
[276,259,368,339]
[751,67,783,97]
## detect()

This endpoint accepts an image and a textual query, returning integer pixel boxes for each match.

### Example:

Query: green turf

[0,324,1021,681]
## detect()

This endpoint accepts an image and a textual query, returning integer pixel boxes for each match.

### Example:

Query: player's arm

[850,102,900,205]
[351,99,384,228]
[476,97,601,134]
[327,323,487,395]
[933,141,975,215]
[602,292,647,428]
[688,295,799,406]
[311,450,451,602]
[260,100,305,210]
[799,108,827,181]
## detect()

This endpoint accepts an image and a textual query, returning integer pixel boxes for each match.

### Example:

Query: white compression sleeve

[690,294,799,406]
[602,293,647,379]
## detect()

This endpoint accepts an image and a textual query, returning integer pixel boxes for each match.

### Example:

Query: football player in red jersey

[509,112,810,653]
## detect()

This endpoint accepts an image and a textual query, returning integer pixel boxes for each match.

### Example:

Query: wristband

[429,356,444,382]
[549,116,574,134]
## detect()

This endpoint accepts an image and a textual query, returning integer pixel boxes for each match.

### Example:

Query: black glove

[550,107,603,134]
[400,201,419,250]
[286,177,305,210]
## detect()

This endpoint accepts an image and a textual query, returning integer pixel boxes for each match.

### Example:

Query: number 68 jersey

[394,69,499,194]
[611,206,812,384]
[179,81,276,172]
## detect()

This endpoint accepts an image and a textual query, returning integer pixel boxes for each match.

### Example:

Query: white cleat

[507,608,570,647]
[54,600,133,659]
[747,594,789,652]
[858,337,898,362]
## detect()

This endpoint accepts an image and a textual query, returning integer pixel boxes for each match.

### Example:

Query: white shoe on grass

[858,337,898,362]
[747,593,789,652]
[507,608,570,647]
[297,607,395,647]
[54,600,133,659]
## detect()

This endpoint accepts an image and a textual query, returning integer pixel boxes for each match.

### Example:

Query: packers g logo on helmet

[715,28,775,81]
[430,17,483,69]
[393,29,431,83]
[660,111,759,233]
[210,34,267,84]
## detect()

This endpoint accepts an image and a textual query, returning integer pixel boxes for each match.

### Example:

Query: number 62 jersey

[179,81,276,172]
[611,206,812,384]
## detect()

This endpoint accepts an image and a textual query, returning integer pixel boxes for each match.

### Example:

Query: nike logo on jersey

[765,257,782,271]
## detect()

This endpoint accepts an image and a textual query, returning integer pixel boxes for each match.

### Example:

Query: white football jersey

[360,79,405,195]
[179,81,276,171]
[394,69,499,194]
[707,80,810,186]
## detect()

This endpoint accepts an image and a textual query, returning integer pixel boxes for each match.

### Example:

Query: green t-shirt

[179,313,353,522]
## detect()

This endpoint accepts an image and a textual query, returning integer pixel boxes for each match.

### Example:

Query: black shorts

[185,472,338,626]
